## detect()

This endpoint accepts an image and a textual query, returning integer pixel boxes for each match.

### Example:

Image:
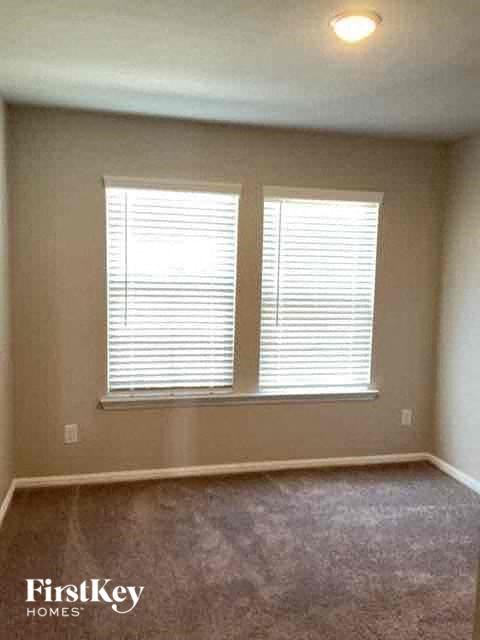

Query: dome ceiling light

[330,11,382,43]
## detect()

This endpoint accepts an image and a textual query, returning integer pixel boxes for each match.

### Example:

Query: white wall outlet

[64,424,79,444]
[401,409,413,427]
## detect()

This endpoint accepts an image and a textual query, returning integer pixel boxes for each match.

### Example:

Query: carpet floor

[0,462,479,640]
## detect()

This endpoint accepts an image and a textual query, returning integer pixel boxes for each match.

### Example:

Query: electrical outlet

[401,409,413,427]
[64,424,79,444]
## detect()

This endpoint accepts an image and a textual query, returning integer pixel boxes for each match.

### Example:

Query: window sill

[98,388,379,411]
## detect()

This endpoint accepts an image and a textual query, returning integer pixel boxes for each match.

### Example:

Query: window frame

[258,186,383,395]
[103,176,242,398]
[100,180,382,409]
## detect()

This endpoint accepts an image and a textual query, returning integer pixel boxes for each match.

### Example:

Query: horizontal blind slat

[259,196,379,390]
[107,186,239,391]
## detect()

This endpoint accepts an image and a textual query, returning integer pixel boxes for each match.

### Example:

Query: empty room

[1,1,480,639]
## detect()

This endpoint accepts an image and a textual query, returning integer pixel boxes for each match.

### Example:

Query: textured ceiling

[1,0,480,139]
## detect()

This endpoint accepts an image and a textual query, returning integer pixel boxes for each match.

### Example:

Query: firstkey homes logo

[25,578,144,617]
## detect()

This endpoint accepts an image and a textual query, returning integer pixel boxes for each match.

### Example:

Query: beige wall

[475,578,480,640]
[435,136,480,482]
[0,100,13,499]
[9,106,446,477]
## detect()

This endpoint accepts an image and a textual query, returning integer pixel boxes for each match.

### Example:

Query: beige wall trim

[15,453,427,489]
[427,454,480,495]
[0,480,15,529]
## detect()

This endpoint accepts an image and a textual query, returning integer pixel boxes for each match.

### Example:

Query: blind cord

[275,201,283,327]
[124,190,128,327]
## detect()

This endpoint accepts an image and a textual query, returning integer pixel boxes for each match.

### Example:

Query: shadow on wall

[167,407,200,467]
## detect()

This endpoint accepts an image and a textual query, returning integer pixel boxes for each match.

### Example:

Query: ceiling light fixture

[330,11,382,43]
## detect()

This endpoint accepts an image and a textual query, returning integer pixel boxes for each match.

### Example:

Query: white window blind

[259,190,381,391]
[105,180,240,392]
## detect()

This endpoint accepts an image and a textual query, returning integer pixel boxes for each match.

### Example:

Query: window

[103,179,382,407]
[259,188,382,392]
[105,178,240,392]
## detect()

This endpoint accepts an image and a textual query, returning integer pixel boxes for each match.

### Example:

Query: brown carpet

[1,462,479,640]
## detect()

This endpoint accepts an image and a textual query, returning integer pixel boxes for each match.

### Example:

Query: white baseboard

[0,480,15,528]
[14,452,428,489]
[2,453,477,528]
[427,454,480,495]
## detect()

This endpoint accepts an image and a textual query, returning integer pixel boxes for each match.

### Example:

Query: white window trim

[263,186,384,204]
[99,387,379,410]
[104,176,241,394]
[258,186,383,394]
[100,180,383,409]
[103,176,242,195]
